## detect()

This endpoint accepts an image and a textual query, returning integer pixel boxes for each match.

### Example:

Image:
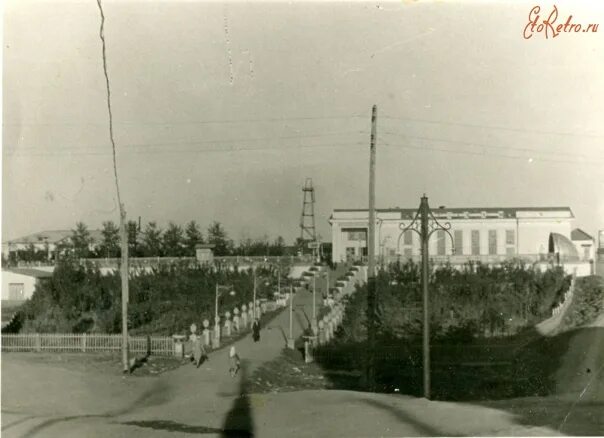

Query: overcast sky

[3,0,604,244]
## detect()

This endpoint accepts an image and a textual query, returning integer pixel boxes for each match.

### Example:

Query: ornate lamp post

[398,195,454,399]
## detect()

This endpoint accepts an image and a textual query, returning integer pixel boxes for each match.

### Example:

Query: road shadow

[18,378,173,437]
[361,398,450,436]
[221,360,255,437]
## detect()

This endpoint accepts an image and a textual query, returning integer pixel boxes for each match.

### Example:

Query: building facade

[330,206,579,266]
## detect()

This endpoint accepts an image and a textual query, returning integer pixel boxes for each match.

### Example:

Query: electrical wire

[380,131,604,162]
[5,130,367,154]
[2,114,365,127]
[381,114,604,140]
[381,141,603,167]
[7,141,366,157]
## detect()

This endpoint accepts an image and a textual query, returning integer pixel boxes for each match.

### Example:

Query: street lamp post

[287,283,295,349]
[253,269,257,319]
[397,195,454,400]
[215,284,234,324]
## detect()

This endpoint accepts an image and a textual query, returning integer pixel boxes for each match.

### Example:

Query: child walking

[229,346,241,377]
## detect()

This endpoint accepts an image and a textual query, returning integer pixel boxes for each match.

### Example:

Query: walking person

[252,318,261,342]
[189,324,207,368]
[229,346,241,377]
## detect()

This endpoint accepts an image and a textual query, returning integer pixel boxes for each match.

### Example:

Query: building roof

[549,233,580,261]
[332,206,573,219]
[3,268,53,278]
[571,228,593,241]
[6,230,103,245]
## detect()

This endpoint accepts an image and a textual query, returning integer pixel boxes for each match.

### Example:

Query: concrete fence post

[35,334,41,352]
[318,320,325,345]
[241,305,248,328]
[82,333,87,352]
[202,319,211,346]
[172,335,185,358]
[213,316,221,349]
[225,311,232,337]
[233,307,240,332]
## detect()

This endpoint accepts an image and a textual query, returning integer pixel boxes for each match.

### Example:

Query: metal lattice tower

[300,178,317,245]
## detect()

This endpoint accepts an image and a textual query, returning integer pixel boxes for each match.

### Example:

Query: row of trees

[93,220,289,258]
[6,220,295,264]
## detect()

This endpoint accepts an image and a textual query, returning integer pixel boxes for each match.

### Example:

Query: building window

[506,230,515,245]
[454,230,463,255]
[471,230,480,255]
[437,230,446,256]
[488,230,497,255]
[505,230,515,256]
[403,231,413,245]
[403,247,412,257]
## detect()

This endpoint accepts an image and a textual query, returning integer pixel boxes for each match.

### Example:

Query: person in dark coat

[252,319,261,342]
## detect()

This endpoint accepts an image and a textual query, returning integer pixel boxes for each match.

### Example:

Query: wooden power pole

[120,208,130,373]
[367,104,377,389]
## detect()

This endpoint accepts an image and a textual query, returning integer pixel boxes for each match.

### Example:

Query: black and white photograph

[1,0,603,436]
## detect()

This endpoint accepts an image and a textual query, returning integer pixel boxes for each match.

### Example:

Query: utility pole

[119,208,129,373]
[96,0,129,374]
[419,197,430,398]
[312,274,317,331]
[366,104,377,390]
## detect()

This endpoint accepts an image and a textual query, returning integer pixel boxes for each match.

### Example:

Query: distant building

[2,229,103,260]
[329,206,590,273]
[570,228,595,262]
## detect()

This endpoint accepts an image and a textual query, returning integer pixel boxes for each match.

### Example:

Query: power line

[7,141,366,157]
[2,114,365,127]
[5,130,367,154]
[381,141,603,167]
[381,114,604,140]
[380,131,604,162]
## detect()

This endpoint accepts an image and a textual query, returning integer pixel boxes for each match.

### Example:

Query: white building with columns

[329,206,591,273]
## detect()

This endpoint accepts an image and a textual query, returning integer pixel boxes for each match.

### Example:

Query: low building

[570,228,595,262]
[1,268,52,301]
[329,206,587,270]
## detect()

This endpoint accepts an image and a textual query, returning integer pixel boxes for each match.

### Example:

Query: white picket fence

[1,333,174,356]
